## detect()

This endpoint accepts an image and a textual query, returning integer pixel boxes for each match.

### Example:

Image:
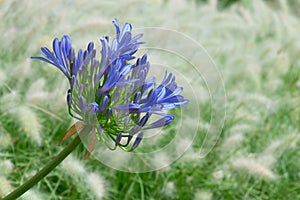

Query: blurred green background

[0,0,300,199]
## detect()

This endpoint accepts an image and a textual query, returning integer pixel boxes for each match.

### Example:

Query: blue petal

[52,38,64,66]
[30,56,56,67]
[41,47,59,65]
[112,19,121,35]
[116,133,123,144]
[87,102,99,114]
[79,96,86,113]
[119,64,133,76]
[143,114,174,129]
[131,132,143,150]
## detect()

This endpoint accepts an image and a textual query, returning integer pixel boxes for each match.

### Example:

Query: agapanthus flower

[31,19,188,155]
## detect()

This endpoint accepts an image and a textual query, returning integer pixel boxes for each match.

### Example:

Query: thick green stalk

[1,126,90,200]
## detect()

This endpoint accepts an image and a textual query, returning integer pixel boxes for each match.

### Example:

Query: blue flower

[31,19,189,152]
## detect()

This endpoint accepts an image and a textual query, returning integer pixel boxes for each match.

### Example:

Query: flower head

[31,19,188,152]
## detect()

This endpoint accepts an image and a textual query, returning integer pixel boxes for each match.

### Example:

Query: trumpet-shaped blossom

[31,19,188,151]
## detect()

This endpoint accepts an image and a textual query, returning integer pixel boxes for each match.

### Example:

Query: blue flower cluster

[31,19,188,151]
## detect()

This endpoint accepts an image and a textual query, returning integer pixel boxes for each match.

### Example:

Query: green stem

[1,126,91,200]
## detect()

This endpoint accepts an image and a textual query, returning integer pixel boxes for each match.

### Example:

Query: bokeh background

[1,0,300,199]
